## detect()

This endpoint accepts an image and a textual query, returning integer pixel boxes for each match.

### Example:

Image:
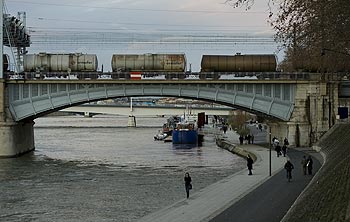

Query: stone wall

[272,81,339,147]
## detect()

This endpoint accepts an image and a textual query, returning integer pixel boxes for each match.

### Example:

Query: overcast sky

[5,0,281,71]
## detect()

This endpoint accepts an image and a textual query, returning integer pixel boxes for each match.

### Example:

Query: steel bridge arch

[7,81,295,121]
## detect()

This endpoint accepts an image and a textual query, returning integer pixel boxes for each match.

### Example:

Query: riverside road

[210,148,322,222]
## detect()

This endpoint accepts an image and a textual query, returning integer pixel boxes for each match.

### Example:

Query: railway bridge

[0,74,342,157]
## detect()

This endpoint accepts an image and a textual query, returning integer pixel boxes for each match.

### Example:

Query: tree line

[226,0,350,73]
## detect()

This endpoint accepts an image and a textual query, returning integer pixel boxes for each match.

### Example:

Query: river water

[0,115,246,222]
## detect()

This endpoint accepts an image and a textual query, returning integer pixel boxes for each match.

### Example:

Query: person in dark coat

[247,155,254,175]
[282,145,287,157]
[275,144,282,157]
[184,172,192,198]
[284,160,294,182]
[222,125,228,134]
[306,156,313,175]
[239,135,244,145]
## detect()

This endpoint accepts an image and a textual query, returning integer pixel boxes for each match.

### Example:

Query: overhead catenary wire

[10,0,268,14]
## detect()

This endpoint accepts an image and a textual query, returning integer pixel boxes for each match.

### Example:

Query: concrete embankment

[216,137,257,162]
[282,122,350,222]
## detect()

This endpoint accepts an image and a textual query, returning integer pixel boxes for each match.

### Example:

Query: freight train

[4,52,278,80]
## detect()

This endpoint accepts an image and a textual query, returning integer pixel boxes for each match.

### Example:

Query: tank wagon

[200,54,277,79]
[7,52,281,80]
[111,53,186,79]
[23,53,98,72]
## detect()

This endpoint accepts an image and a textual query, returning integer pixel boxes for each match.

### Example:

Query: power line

[31,17,269,28]
[10,0,267,14]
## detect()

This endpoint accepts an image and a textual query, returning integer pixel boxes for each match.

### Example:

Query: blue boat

[172,121,198,145]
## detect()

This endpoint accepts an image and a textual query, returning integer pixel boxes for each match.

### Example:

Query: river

[0,115,246,222]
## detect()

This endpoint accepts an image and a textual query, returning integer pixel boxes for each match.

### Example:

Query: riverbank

[282,122,350,222]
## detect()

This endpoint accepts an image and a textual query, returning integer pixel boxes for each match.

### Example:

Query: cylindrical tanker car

[10,52,281,80]
[23,53,98,72]
[201,54,277,72]
[111,53,187,80]
[111,53,186,72]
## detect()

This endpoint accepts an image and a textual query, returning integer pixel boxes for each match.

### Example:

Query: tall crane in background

[1,0,30,75]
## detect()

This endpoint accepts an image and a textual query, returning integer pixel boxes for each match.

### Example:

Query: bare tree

[227,110,252,136]
[226,0,350,72]
[224,0,255,9]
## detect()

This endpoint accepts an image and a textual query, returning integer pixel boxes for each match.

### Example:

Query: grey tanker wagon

[23,53,98,72]
[111,53,186,72]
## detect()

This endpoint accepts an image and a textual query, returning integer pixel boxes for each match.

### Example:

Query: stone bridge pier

[0,81,35,157]
[268,81,339,147]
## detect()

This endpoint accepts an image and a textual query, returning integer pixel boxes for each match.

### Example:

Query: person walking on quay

[284,137,289,146]
[306,156,313,175]
[284,160,294,182]
[275,144,282,157]
[301,155,307,175]
[239,135,244,145]
[247,154,254,175]
[282,144,287,157]
[184,172,192,198]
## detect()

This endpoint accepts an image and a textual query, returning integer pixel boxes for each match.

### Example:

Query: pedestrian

[272,136,277,144]
[184,172,192,198]
[306,156,313,175]
[223,125,228,134]
[282,144,287,157]
[272,137,279,148]
[284,137,289,146]
[239,135,244,145]
[247,154,254,175]
[275,144,282,157]
[251,134,254,144]
[247,134,251,144]
[284,160,294,182]
[301,155,307,175]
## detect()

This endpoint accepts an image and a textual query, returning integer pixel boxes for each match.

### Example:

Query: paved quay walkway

[137,130,287,222]
[210,148,321,222]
